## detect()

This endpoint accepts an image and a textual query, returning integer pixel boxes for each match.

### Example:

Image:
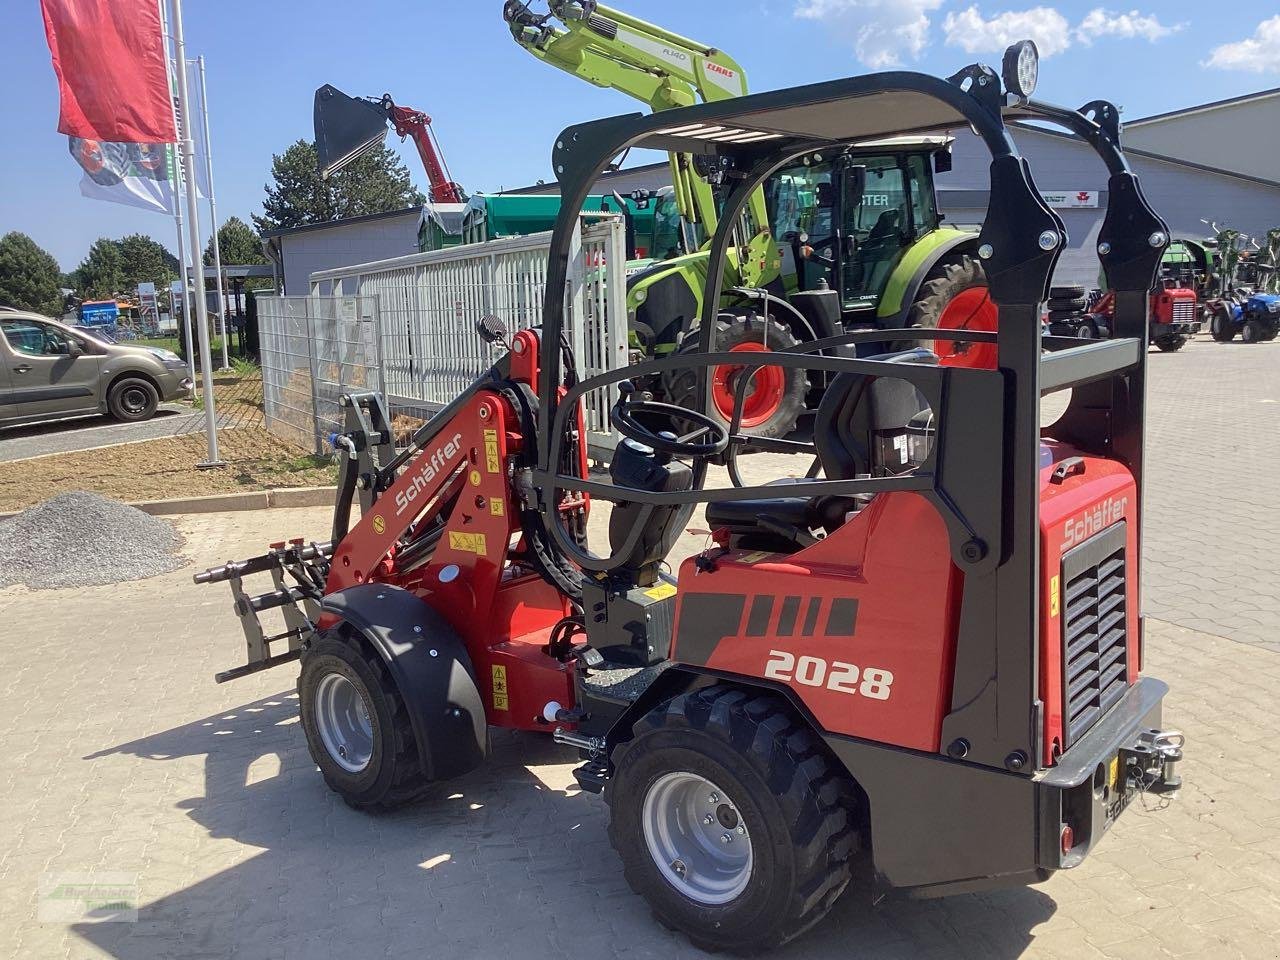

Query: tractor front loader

[198,44,1184,952]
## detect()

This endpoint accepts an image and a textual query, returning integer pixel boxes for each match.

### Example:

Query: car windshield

[80,326,119,344]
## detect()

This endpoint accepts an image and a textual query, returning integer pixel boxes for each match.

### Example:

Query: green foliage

[204,216,267,267]
[72,238,127,300]
[70,235,177,301]
[0,232,63,315]
[117,234,178,291]
[252,139,425,234]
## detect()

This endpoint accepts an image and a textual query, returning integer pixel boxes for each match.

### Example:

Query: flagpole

[195,55,230,369]
[173,202,196,380]
[169,0,222,468]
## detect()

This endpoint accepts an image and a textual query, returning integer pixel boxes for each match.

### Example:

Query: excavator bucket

[314,84,389,178]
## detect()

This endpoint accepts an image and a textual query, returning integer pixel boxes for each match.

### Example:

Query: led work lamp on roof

[1002,40,1039,103]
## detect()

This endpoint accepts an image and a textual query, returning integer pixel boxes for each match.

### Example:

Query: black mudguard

[321,583,488,781]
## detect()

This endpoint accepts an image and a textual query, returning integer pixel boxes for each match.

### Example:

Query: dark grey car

[0,311,194,427]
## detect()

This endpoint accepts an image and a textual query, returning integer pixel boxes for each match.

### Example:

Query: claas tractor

[197,43,1184,952]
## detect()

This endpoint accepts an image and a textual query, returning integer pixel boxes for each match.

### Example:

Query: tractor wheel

[907,254,996,369]
[1154,336,1186,352]
[298,630,430,810]
[607,686,860,954]
[1242,320,1265,344]
[1076,320,1099,340]
[1050,284,1087,300]
[1047,296,1087,313]
[106,376,159,422]
[663,314,807,441]
[1210,307,1236,342]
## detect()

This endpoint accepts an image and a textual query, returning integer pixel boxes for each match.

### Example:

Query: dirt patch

[0,427,336,512]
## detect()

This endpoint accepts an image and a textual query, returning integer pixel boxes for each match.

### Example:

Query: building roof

[1127,87,1280,126]
[501,161,669,195]
[260,206,424,239]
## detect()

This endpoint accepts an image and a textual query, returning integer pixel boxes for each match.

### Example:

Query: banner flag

[68,137,178,214]
[40,0,177,143]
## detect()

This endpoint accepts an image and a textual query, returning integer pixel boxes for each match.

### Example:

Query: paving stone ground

[3,334,1279,959]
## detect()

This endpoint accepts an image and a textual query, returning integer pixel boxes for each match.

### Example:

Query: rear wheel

[608,686,860,953]
[907,254,996,369]
[298,631,430,810]
[1210,307,1236,342]
[663,315,807,441]
[106,376,159,422]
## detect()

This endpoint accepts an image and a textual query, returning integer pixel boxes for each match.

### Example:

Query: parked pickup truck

[0,310,193,428]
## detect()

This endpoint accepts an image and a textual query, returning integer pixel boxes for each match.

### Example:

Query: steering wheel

[611,384,729,459]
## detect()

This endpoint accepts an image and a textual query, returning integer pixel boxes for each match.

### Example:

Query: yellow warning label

[1050,574,1061,618]
[491,664,509,711]
[448,531,487,555]
[644,582,677,601]
[738,550,774,565]
[371,515,385,535]
[1108,755,1120,791]
[484,428,500,474]
[489,498,505,517]
[469,469,482,487]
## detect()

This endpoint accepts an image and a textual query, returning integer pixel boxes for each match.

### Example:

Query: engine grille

[1061,521,1130,747]
[1170,299,1196,323]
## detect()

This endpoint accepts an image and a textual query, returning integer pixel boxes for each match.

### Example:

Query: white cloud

[942,6,1072,58]
[794,0,944,68]
[1204,15,1280,73]
[1075,8,1182,45]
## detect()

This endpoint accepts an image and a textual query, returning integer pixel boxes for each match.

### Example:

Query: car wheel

[106,377,159,422]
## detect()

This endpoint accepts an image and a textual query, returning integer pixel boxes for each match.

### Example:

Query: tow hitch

[1125,729,1184,795]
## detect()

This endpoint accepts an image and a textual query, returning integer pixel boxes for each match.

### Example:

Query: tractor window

[906,154,937,236]
[764,160,834,291]
[842,156,910,308]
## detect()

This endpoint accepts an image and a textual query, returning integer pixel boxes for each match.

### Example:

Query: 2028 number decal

[763,650,894,700]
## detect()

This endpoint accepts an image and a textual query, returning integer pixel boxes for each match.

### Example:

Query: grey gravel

[0,491,185,590]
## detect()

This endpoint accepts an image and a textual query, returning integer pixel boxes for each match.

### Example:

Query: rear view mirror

[934,147,953,174]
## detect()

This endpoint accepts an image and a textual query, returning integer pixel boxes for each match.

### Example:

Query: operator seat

[704,348,937,552]
[847,209,902,291]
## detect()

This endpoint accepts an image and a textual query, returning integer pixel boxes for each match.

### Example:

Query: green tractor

[508,0,992,439]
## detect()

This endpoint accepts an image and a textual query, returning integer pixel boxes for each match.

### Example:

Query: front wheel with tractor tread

[607,685,861,954]
[106,376,159,422]
[1210,308,1236,342]
[663,315,807,441]
[1242,320,1264,344]
[907,253,995,368]
[298,630,430,810]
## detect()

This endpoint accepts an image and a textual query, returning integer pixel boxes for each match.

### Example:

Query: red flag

[40,0,177,143]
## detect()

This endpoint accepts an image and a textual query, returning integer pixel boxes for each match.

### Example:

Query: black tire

[106,376,159,422]
[1046,309,1082,322]
[1210,307,1236,342]
[607,686,860,953]
[662,314,806,441]
[1046,296,1087,312]
[1242,320,1264,344]
[1076,320,1099,340]
[1049,284,1087,299]
[905,253,988,329]
[1154,336,1186,352]
[298,630,431,810]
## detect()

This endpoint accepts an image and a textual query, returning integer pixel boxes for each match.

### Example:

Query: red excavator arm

[313,84,466,204]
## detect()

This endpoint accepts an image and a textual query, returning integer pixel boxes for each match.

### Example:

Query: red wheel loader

[197,41,1184,952]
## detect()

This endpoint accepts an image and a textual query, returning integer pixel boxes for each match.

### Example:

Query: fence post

[305,297,323,456]
[370,294,387,411]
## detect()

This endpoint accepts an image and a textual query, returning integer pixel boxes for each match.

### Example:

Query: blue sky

[3,0,1277,271]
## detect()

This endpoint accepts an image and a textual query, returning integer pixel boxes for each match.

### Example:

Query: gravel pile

[0,491,185,590]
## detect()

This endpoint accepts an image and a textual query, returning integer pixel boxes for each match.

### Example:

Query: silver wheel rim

[314,673,374,773]
[641,772,752,905]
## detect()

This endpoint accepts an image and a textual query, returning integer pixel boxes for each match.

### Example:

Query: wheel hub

[314,673,374,774]
[711,342,784,428]
[641,771,752,905]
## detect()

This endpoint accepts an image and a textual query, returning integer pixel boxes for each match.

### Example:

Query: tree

[0,232,63,315]
[204,216,267,266]
[117,234,178,292]
[72,238,127,300]
[252,139,425,233]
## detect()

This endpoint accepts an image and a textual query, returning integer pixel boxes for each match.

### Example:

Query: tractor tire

[1210,307,1236,342]
[1050,284,1087,300]
[106,376,159,422]
[906,254,995,368]
[1046,309,1082,323]
[1075,320,1099,340]
[663,314,807,441]
[1242,320,1265,344]
[1154,336,1186,352]
[607,685,860,954]
[298,630,431,811]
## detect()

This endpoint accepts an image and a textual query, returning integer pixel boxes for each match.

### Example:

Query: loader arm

[387,103,466,205]
[505,0,772,275]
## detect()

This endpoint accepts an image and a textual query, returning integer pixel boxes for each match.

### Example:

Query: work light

[1002,40,1039,102]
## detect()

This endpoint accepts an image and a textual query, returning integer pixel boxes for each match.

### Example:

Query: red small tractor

[1087,284,1200,351]
[198,43,1183,952]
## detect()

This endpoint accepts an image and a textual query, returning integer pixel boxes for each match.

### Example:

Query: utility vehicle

[198,43,1184,952]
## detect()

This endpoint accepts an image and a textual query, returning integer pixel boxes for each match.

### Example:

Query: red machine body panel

[1036,445,1139,765]
[672,492,961,753]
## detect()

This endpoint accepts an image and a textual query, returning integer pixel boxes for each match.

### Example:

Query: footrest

[572,759,610,794]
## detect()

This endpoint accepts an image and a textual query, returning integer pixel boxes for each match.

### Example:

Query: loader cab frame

[533,60,1169,776]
